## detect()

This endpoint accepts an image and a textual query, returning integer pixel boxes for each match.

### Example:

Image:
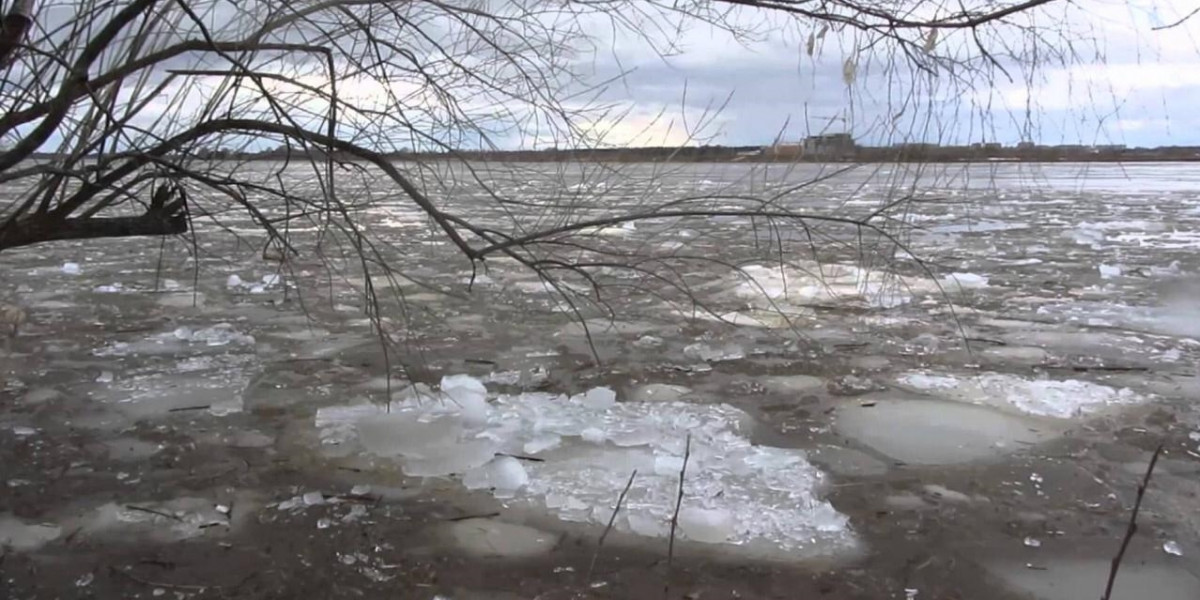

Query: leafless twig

[587,469,638,584]
[1101,444,1164,600]
[665,433,691,600]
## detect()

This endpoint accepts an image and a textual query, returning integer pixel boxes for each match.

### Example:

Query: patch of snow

[900,371,1144,418]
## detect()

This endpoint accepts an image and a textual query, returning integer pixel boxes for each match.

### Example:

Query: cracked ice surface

[898,371,1145,419]
[315,376,851,554]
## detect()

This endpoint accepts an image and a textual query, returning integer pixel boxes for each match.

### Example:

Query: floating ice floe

[314,374,851,554]
[942,272,989,289]
[898,371,1144,418]
[61,262,81,275]
[734,262,926,309]
[226,273,283,294]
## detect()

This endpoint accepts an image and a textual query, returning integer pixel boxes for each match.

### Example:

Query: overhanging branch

[0,184,188,251]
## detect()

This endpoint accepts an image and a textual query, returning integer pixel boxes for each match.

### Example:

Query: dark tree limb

[0,185,188,251]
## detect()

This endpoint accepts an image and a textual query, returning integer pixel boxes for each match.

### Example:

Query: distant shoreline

[30,150,1200,164]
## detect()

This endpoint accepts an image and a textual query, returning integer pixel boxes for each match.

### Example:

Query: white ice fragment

[484,370,521,385]
[302,491,325,506]
[1164,540,1183,556]
[1189,432,1200,442]
[350,484,372,496]
[215,504,231,515]
[905,589,919,600]
[276,496,302,511]
[580,427,606,444]
[95,371,114,383]
[684,342,744,362]
[581,387,617,409]
[1029,473,1043,484]
[61,262,81,275]
[898,372,959,390]
[523,434,561,454]
[678,507,735,544]
[316,518,332,529]
[226,275,243,288]
[262,274,281,286]
[440,374,490,426]
[75,573,94,587]
[342,504,368,523]
[1023,537,1041,548]
[633,335,663,348]
[462,456,529,495]
[11,426,36,436]
[1099,264,1123,279]
[94,284,123,293]
[943,272,989,289]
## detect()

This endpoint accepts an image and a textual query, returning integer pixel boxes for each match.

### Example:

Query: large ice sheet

[314,375,851,553]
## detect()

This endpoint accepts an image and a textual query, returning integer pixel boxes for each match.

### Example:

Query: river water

[2,161,1199,599]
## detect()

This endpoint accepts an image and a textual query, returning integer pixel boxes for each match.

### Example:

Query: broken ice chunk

[440,374,490,426]
[1099,264,1123,279]
[580,427,606,444]
[678,507,735,543]
[1164,540,1183,556]
[580,387,617,409]
[61,262,81,275]
[523,434,562,454]
[402,440,498,477]
[226,275,243,288]
[609,426,657,447]
[462,456,529,496]
[357,413,463,458]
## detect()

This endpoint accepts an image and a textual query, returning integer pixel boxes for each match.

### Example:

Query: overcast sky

[573,0,1200,148]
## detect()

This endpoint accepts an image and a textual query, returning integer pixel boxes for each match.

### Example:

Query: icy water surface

[3,162,1200,599]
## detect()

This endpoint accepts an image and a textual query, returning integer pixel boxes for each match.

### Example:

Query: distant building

[802,133,856,158]
[1016,141,1037,151]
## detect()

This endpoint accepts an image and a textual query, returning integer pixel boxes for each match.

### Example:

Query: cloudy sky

[11,0,1200,153]
[572,0,1200,148]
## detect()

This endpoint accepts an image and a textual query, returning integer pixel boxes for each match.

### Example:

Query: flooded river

[2,161,1199,599]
